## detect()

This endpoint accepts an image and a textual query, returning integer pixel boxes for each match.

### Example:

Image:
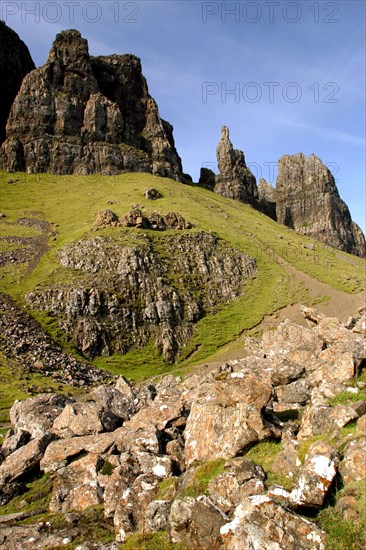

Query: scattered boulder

[147,210,166,230]
[10,393,73,439]
[297,403,362,441]
[49,452,103,512]
[208,458,265,514]
[169,495,228,549]
[145,500,172,532]
[184,374,272,467]
[114,473,160,541]
[52,402,105,437]
[122,208,146,228]
[290,441,339,507]
[220,496,327,549]
[1,429,31,460]
[144,188,162,200]
[94,209,120,228]
[164,211,191,230]
[40,431,118,473]
[339,437,366,484]
[0,433,52,490]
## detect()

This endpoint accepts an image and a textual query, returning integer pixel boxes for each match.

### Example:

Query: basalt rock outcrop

[0,29,182,179]
[1,306,365,548]
[276,153,366,257]
[26,232,256,363]
[214,126,258,205]
[0,22,35,145]
[210,127,365,257]
[258,177,277,220]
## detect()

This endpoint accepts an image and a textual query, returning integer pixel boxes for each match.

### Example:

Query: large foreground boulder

[221,496,327,549]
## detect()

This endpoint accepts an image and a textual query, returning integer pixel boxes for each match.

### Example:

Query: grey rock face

[26,232,256,363]
[258,178,277,220]
[0,22,35,144]
[214,126,258,203]
[0,29,182,180]
[276,153,366,257]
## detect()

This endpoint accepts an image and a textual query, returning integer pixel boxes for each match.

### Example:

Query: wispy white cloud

[274,117,366,146]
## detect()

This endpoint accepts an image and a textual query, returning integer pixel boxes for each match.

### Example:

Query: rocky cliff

[0,21,35,145]
[1,305,365,548]
[214,126,258,205]
[0,29,182,179]
[276,153,366,257]
[211,129,365,257]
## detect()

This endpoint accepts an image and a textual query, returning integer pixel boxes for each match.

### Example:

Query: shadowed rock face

[0,29,182,180]
[276,153,366,257]
[214,126,258,204]
[0,21,35,145]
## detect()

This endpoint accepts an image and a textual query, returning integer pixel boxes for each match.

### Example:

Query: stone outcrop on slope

[1,306,365,547]
[0,22,35,145]
[0,29,182,180]
[276,153,366,257]
[214,126,258,204]
[25,232,256,363]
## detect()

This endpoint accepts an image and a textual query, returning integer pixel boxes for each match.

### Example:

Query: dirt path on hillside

[181,257,365,376]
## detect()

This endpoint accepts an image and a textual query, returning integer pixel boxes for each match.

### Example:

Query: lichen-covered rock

[114,473,160,542]
[144,500,172,532]
[0,21,35,145]
[40,431,118,473]
[208,458,265,514]
[297,404,362,441]
[184,373,272,467]
[1,29,182,180]
[275,153,366,257]
[52,402,105,437]
[0,429,30,460]
[168,495,228,549]
[214,126,258,204]
[339,437,366,484]
[89,385,134,431]
[272,429,301,479]
[290,441,339,507]
[10,394,73,439]
[0,433,52,490]
[220,496,327,549]
[49,453,103,512]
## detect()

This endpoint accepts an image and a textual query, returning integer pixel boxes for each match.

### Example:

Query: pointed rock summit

[0,29,182,180]
[0,21,35,145]
[276,153,366,257]
[214,126,258,204]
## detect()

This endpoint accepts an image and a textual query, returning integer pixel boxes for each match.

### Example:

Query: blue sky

[3,0,365,230]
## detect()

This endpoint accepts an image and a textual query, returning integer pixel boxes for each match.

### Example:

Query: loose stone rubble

[0,305,365,548]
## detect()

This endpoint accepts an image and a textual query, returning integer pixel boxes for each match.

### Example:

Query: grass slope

[0,171,365,385]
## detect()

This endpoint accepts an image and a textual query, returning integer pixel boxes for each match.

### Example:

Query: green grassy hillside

[0,170,365,384]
